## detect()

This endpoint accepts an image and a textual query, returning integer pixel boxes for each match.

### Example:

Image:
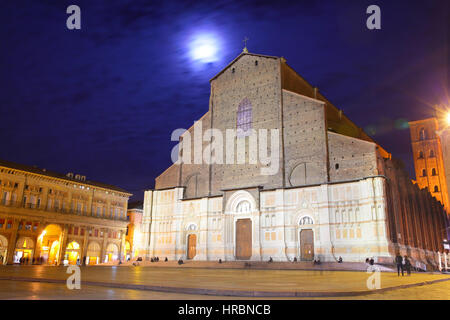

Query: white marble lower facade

[139,177,394,263]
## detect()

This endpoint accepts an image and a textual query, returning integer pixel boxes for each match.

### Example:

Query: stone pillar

[119,231,126,262]
[101,229,108,263]
[6,219,20,264]
[87,193,94,217]
[80,226,89,265]
[444,252,448,271]
[57,224,69,265]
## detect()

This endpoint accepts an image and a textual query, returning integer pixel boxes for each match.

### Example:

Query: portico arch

[86,241,101,265]
[105,243,119,262]
[0,234,8,265]
[14,237,34,264]
[65,241,80,265]
[38,224,62,265]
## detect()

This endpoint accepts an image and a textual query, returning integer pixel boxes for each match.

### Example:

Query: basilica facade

[140,51,448,267]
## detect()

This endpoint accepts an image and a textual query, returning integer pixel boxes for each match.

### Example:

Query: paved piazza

[0,265,449,299]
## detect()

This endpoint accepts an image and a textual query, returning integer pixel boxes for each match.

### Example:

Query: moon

[189,33,220,63]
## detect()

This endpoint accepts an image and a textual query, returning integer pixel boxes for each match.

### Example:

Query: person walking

[395,253,404,276]
[404,256,411,276]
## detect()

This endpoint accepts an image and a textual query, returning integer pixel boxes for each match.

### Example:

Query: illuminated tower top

[409,117,449,214]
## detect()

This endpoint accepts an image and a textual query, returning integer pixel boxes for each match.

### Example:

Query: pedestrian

[395,253,404,276]
[404,256,411,276]
[365,258,369,264]
[338,256,343,263]
[369,258,374,266]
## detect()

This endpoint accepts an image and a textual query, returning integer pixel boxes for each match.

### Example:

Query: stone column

[57,224,69,265]
[101,229,108,263]
[80,226,89,265]
[6,219,20,264]
[444,252,448,271]
[119,231,126,262]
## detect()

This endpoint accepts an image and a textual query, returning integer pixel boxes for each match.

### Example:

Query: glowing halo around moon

[189,33,221,63]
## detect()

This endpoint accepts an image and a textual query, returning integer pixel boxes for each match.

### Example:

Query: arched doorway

[0,235,8,265]
[65,241,80,265]
[14,237,34,264]
[105,243,119,262]
[298,216,314,261]
[124,241,131,261]
[86,242,101,265]
[299,229,314,261]
[187,234,196,259]
[235,218,252,260]
[38,224,62,265]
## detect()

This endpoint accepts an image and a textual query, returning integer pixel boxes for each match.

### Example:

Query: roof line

[209,52,279,82]
[0,159,132,195]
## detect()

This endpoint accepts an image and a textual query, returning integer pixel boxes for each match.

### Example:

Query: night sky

[1,0,448,201]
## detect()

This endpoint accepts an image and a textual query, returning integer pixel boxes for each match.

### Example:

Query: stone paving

[0,279,449,300]
[0,265,448,298]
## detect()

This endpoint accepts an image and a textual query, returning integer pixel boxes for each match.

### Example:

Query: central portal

[235,218,252,260]
[187,234,197,259]
[300,229,314,261]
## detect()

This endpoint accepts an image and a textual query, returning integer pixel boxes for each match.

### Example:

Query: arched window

[434,186,439,193]
[236,98,252,136]
[432,168,437,176]
[422,169,427,177]
[418,151,424,159]
[419,128,426,140]
[429,150,435,158]
[299,216,313,225]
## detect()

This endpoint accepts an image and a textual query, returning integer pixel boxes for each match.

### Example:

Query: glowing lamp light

[446,112,450,125]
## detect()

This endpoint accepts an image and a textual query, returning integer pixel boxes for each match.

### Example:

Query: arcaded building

[0,159,131,265]
[140,50,448,267]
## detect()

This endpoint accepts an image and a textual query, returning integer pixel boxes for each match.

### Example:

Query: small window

[232,68,235,73]
[419,128,426,140]
[422,169,427,177]
[418,151,424,159]
[14,183,18,188]
[335,163,339,170]
[432,168,437,176]
[430,150,435,158]
[255,60,258,66]
[434,186,439,192]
